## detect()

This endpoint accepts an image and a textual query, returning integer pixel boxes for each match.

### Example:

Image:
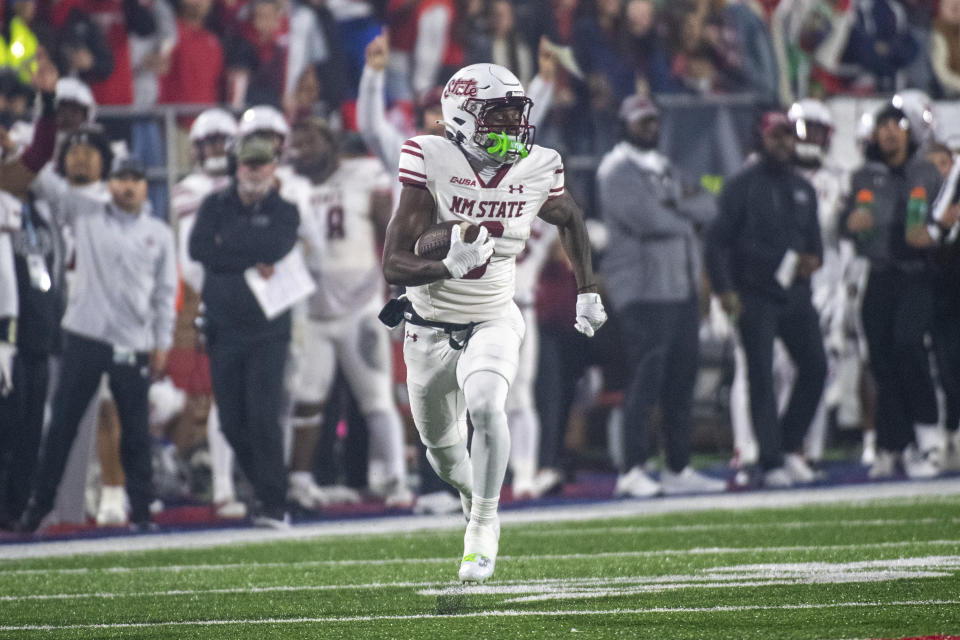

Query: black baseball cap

[109,156,146,179]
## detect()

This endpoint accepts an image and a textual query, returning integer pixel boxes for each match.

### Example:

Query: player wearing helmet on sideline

[787,99,855,471]
[170,107,246,520]
[276,117,414,510]
[380,63,606,583]
[237,104,290,154]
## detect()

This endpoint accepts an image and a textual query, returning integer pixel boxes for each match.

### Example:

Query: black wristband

[577,284,598,293]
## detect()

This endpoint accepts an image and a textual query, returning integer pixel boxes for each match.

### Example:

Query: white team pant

[290,300,406,486]
[504,306,540,483]
[404,303,524,449]
[730,337,794,465]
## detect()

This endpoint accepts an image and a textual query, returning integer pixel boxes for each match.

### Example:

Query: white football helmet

[892,89,934,145]
[54,77,96,123]
[238,105,290,140]
[788,98,834,163]
[190,108,238,142]
[856,111,875,152]
[191,108,237,174]
[440,63,534,162]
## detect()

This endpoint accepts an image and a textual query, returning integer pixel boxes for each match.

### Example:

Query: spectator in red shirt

[160,0,224,107]
[225,0,288,109]
[51,0,156,106]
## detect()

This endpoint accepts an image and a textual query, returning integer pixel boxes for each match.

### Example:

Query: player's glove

[443,225,495,279]
[574,293,607,337]
[0,342,15,396]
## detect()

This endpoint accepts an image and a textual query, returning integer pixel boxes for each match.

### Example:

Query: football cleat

[903,443,941,479]
[868,449,898,479]
[458,552,496,583]
[96,485,128,527]
[761,467,794,489]
[660,466,726,495]
[459,518,500,583]
[383,483,415,509]
[213,499,248,519]
[783,453,818,484]
[614,466,662,498]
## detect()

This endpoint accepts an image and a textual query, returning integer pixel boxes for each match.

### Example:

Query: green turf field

[1,494,959,639]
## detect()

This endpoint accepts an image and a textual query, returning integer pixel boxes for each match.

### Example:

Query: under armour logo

[406,331,418,342]
[508,184,524,194]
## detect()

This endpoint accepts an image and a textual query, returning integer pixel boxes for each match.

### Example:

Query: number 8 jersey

[398,135,565,324]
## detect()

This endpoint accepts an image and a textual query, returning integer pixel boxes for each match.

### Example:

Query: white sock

[463,370,511,499]
[464,496,500,559]
[207,405,236,504]
[803,396,829,462]
[469,495,499,526]
[366,409,407,487]
[730,344,758,465]
[915,423,945,452]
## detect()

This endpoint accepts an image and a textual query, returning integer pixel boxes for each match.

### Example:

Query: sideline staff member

[18,156,177,533]
[189,136,299,528]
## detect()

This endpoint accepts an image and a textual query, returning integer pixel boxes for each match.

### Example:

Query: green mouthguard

[486,131,528,159]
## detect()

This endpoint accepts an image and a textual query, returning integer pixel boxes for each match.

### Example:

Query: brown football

[414,220,482,260]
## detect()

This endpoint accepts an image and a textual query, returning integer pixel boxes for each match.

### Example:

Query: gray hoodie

[598,142,716,309]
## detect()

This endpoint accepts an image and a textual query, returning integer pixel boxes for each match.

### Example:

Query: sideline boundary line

[2,539,959,577]
[2,478,959,560]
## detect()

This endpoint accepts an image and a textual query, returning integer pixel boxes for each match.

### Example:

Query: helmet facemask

[794,119,832,164]
[464,95,535,162]
[441,64,535,165]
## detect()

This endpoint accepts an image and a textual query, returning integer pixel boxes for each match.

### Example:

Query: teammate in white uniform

[506,215,556,497]
[278,117,412,508]
[381,64,606,583]
[170,108,243,519]
[788,99,855,467]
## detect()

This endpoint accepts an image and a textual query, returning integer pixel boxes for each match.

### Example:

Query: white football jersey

[172,172,230,293]
[398,136,564,324]
[281,158,393,319]
[799,163,850,313]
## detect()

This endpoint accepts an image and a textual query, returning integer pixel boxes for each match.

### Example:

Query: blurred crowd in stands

[2,0,960,533]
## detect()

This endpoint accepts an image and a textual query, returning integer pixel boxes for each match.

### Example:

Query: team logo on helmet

[444,78,479,99]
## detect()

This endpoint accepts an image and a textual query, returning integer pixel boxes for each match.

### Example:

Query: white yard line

[2,539,959,577]
[9,555,956,604]
[0,599,957,632]
[2,478,959,560]
[508,516,956,537]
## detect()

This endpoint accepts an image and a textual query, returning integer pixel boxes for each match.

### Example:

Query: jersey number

[327,206,345,240]
[463,221,504,279]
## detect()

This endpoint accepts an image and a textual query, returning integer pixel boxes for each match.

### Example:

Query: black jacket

[188,184,299,341]
[840,153,942,273]
[706,157,821,301]
[10,198,65,356]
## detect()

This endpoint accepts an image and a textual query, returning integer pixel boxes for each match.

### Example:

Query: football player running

[381,63,606,583]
